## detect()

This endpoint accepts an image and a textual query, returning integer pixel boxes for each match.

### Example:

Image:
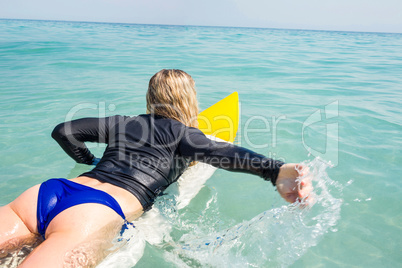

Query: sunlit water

[0,19,401,267]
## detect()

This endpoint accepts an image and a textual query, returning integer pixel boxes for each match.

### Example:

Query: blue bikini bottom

[37,178,127,239]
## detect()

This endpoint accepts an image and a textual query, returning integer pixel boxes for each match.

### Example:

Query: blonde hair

[146,69,199,128]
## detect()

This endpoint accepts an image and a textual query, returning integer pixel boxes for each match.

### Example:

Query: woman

[0,69,311,267]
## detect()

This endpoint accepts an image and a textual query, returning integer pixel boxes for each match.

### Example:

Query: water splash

[99,157,343,267]
[161,157,343,267]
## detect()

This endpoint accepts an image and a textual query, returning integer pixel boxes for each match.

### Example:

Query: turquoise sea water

[1,19,401,267]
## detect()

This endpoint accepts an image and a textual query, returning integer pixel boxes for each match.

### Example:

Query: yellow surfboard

[197,92,239,143]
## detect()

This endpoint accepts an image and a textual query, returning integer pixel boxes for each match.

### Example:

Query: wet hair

[146,69,199,128]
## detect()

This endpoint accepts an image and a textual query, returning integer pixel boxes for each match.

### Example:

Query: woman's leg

[19,202,126,268]
[0,184,40,242]
[0,185,42,264]
[0,205,33,246]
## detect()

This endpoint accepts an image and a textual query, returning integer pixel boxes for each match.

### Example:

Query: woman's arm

[179,127,313,203]
[51,116,119,165]
[178,127,284,185]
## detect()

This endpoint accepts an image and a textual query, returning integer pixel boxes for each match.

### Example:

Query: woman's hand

[275,163,313,204]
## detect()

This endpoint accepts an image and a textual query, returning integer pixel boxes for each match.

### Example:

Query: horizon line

[1,17,401,35]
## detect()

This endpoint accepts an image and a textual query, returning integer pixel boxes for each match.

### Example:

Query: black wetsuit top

[52,114,284,210]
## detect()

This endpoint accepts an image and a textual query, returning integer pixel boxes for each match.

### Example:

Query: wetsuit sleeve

[51,116,119,165]
[178,127,285,185]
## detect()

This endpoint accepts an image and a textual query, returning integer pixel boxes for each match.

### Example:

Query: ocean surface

[1,19,401,267]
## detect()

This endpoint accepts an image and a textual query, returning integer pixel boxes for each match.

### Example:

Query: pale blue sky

[1,0,401,33]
